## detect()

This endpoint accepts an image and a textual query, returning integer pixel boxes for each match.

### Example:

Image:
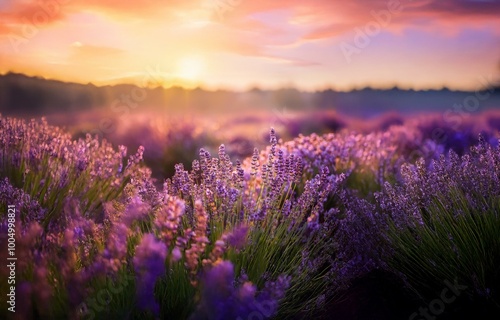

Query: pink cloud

[298,0,500,40]
[0,1,67,35]
[1,0,498,41]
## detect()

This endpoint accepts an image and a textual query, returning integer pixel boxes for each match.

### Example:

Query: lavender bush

[381,137,500,310]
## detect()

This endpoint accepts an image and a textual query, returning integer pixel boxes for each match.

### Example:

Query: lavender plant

[0,116,153,318]
[382,137,500,310]
[0,116,144,226]
[163,129,349,318]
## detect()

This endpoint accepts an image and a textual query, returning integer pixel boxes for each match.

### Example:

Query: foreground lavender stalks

[1,114,499,319]
[0,116,154,318]
[163,128,351,317]
[380,136,500,309]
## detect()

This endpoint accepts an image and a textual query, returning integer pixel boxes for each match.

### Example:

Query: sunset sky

[0,0,499,91]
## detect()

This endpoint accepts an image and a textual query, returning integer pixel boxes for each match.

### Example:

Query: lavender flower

[226,225,249,250]
[190,261,289,320]
[133,233,167,314]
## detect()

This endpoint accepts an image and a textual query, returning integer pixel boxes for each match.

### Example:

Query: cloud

[0,0,185,37]
[1,0,498,42]
[299,0,500,41]
[256,55,321,67]
[68,44,125,62]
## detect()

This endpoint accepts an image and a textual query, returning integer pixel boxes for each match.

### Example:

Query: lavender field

[1,0,500,319]
[1,106,500,319]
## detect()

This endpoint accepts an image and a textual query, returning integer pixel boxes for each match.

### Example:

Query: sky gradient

[0,0,499,91]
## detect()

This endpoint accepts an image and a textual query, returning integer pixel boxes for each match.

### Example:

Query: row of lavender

[0,115,499,318]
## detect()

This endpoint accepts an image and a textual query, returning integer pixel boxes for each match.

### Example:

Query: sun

[176,56,204,81]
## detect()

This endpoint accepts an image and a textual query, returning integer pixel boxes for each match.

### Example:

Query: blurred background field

[2,72,500,183]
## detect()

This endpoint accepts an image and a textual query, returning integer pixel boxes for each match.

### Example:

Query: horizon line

[1,71,498,94]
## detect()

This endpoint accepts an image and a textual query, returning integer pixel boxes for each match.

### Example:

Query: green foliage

[158,261,196,319]
[388,188,500,307]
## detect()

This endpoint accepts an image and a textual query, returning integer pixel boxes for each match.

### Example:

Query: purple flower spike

[227,225,249,250]
[133,233,167,315]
